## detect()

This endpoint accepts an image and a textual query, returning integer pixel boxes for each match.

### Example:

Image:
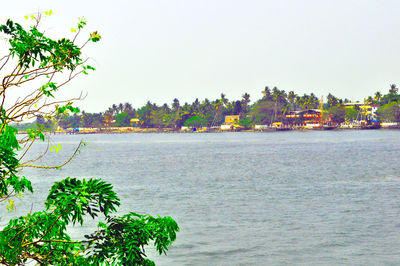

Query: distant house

[223,115,240,125]
[220,115,242,131]
[360,104,378,120]
[103,114,113,127]
[130,118,140,127]
[343,102,378,120]
[285,109,322,124]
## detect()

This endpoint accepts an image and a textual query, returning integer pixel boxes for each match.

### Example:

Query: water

[4,130,400,265]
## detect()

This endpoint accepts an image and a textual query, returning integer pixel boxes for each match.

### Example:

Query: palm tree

[172,98,180,111]
[172,98,180,129]
[262,86,272,100]
[303,94,312,110]
[241,93,250,114]
[272,87,279,100]
[366,96,374,104]
[107,107,113,115]
[118,103,124,114]
[209,94,228,127]
[295,95,301,109]
[111,104,117,115]
[309,93,319,109]
[192,98,200,114]
[389,84,398,95]
[220,93,228,106]
[374,91,382,103]
[327,93,339,108]
[298,94,308,110]
[124,102,133,112]
[287,91,296,111]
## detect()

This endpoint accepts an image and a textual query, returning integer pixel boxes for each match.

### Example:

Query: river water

[4,130,400,265]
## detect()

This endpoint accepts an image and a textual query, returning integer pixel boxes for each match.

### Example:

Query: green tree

[251,100,275,124]
[389,84,398,95]
[287,91,296,111]
[380,84,400,104]
[233,100,243,115]
[374,91,382,103]
[137,101,156,127]
[328,105,346,123]
[149,109,168,128]
[123,102,136,117]
[92,112,105,128]
[241,93,251,114]
[171,98,181,128]
[184,115,206,128]
[118,103,124,113]
[376,102,400,122]
[327,93,339,108]
[366,96,374,104]
[115,112,131,127]
[345,107,358,121]
[238,116,252,129]
[262,86,272,101]
[0,14,178,265]
[81,111,95,127]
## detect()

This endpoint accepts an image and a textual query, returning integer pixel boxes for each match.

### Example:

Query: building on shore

[342,102,378,120]
[130,118,140,127]
[221,115,240,130]
[285,109,325,128]
[223,115,240,125]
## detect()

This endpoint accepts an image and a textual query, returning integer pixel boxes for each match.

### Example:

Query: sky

[1,0,400,112]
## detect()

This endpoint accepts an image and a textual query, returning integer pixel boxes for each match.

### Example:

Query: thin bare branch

[19,140,84,169]
[20,138,51,166]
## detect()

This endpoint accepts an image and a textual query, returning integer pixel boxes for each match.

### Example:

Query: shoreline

[17,126,400,135]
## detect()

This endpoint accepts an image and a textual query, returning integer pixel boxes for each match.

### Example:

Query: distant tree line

[33,84,400,129]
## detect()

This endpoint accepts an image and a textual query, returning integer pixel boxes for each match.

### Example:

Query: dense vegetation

[0,13,178,265]
[44,85,400,129]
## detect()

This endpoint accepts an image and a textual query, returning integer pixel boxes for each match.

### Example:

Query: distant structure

[221,115,240,130]
[130,118,140,127]
[223,115,240,125]
[104,114,114,127]
[285,109,325,127]
[343,102,378,120]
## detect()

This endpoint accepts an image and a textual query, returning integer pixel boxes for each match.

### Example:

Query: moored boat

[361,120,381,129]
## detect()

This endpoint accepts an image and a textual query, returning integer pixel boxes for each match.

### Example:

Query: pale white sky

[1,0,400,112]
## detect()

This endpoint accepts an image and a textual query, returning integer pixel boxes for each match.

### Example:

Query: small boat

[322,122,337,130]
[323,125,337,130]
[272,122,292,131]
[360,120,381,129]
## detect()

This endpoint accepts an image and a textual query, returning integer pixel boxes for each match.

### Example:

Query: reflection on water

[3,130,400,265]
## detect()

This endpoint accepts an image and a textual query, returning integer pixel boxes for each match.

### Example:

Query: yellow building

[223,115,240,125]
[130,118,140,127]
[343,102,378,119]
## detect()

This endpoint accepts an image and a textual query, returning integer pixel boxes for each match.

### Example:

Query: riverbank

[17,124,400,134]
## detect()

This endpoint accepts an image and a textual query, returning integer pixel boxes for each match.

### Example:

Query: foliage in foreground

[0,13,178,265]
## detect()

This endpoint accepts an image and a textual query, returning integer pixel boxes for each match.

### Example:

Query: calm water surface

[5,130,400,265]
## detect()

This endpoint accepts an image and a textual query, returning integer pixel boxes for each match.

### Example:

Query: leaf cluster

[0,19,81,70]
[86,213,179,265]
[0,124,33,199]
[0,176,179,265]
